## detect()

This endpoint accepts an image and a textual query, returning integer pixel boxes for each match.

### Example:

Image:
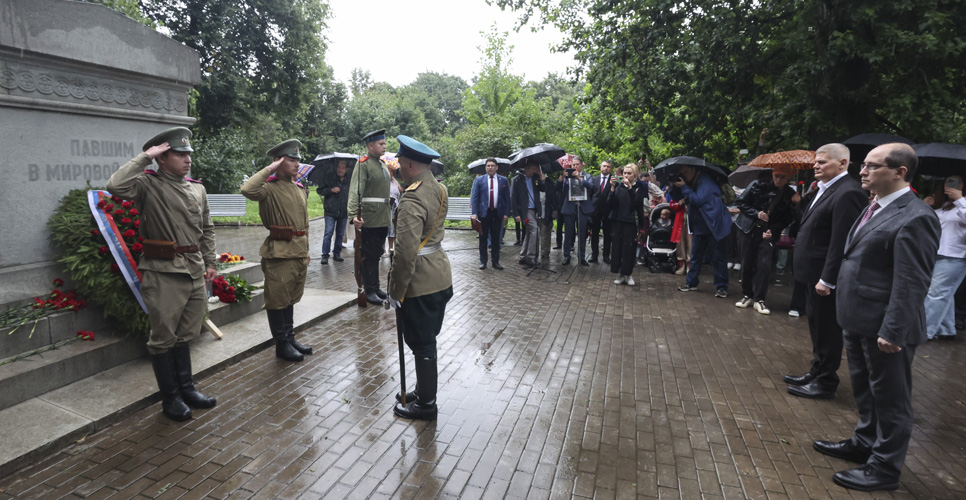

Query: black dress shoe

[375,289,388,300]
[783,372,815,386]
[332,255,344,262]
[588,257,599,264]
[813,439,872,464]
[832,464,898,491]
[561,257,571,265]
[552,245,562,250]
[365,291,384,306]
[787,380,835,399]
[602,256,610,264]
[479,263,487,270]
[580,259,589,266]
[492,263,504,270]
[320,256,328,265]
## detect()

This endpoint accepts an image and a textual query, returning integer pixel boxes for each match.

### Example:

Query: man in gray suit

[557,157,596,266]
[813,143,940,492]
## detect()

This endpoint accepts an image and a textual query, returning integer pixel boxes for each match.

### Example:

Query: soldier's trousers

[399,287,454,358]
[262,257,307,310]
[362,226,389,292]
[141,270,204,355]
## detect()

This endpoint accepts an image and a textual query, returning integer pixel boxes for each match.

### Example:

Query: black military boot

[150,350,191,421]
[268,309,303,362]
[395,384,417,405]
[393,357,438,420]
[285,305,313,355]
[171,343,216,409]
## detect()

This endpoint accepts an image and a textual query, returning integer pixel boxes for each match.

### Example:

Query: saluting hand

[266,158,283,172]
[145,142,171,159]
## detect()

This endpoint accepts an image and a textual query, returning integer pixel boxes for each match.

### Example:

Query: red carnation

[129,209,139,216]
[123,229,136,238]
[121,217,131,225]
[104,204,114,211]
[110,263,119,272]
[111,196,121,203]
[53,278,64,287]
[99,246,108,254]
[121,201,131,208]
[134,220,141,228]
[138,235,144,242]
[91,229,100,237]
[132,243,143,252]
[97,200,106,209]
[32,297,44,309]
[113,209,124,216]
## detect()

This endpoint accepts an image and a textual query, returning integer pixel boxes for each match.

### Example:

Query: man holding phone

[557,157,596,265]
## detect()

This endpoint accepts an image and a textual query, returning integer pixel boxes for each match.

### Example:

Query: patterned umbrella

[748,150,815,170]
[295,163,314,184]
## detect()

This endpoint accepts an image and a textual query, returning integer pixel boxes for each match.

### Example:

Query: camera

[946,177,963,190]
[565,168,576,177]
[668,173,682,183]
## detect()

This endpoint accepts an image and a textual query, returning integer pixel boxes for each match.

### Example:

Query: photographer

[922,175,966,340]
[557,157,596,265]
[668,165,733,296]
[733,167,799,314]
[602,164,646,285]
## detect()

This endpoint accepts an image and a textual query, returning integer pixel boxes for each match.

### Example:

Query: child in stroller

[643,204,678,273]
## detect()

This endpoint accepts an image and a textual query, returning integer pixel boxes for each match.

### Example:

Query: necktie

[601,175,607,192]
[856,201,880,231]
[489,176,495,209]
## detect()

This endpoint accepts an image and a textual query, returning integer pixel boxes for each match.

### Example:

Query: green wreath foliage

[47,188,151,336]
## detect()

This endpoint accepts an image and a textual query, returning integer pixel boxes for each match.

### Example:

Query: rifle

[353,165,367,307]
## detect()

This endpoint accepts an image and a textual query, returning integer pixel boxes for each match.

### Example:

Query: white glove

[388,297,402,309]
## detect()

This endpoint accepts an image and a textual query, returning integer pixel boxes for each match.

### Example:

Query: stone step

[0,284,265,413]
[219,260,263,285]
[0,288,356,478]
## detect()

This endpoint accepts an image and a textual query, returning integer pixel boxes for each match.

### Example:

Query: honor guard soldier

[388,135,454,421]
[348,129,392,305]
[241,139,313,362]
[106,127,217,421]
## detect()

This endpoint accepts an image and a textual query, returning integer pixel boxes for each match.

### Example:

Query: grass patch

[213,194,324,225]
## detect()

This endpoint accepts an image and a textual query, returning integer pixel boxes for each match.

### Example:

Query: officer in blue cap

[387,135,453,421]
[347,129,392,305]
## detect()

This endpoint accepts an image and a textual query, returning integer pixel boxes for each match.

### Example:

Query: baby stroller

[643,203,677,273]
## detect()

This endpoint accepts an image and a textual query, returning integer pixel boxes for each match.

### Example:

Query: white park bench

[208,194,248,218]
[446,196,473,221]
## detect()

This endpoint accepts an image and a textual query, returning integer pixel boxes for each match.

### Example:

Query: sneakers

[626,276,635,286]
[754,301,771,315]
[733,263,742,271]
[614,276,627,285]
[714,289,728,298]
[735,296,753,308]
[679,284,696,292]
[788,309,800,318]
[727,262,735,269]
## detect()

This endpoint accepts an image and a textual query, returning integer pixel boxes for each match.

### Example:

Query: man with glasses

[785,143,866,399]
[812,143,939,491]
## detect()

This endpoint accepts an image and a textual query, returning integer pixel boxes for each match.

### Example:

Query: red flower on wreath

[91,229,100,236]
[138,235,144,242]
[121,217,131,225]
[113,209,124,216]
[121,201,131,208]
[111,196,121,203]
[97,200,106,209]
[110,263,119,272]
[134,220,141,228]
[99,246,108,254]
[132,243,143,252]
[129,209,139,216]
[123,229,136,238]
[104,204,114,212]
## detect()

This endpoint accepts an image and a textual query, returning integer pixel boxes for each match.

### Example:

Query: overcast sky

[323,0,576,88]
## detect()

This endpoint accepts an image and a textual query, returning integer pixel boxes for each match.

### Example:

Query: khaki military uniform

[240,167,309,310]
[106,153,216,354]
[347,155,392,228]
[389,169,453,359]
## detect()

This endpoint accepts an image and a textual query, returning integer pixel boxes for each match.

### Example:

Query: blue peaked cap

[396,135,440,164]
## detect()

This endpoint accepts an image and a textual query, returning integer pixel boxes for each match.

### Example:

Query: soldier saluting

[241,139,313,362]
[388,135,454,421]
[347,129,392,306]
[106,127,217,421]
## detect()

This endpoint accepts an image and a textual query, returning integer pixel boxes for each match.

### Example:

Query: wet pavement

[2,218,966,499]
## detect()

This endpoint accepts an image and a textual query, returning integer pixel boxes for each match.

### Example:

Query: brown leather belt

[174,245,200,253]
[293,230,307,236]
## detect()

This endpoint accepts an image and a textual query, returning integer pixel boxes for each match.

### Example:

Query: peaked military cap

[362,129,386,143]
[267,139,303,159]
[396,135,441,165]
[142,127,193,152]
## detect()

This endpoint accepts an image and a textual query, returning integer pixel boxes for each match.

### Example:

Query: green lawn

[213,195,324,225]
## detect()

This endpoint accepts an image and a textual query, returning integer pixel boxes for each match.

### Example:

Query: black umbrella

[509,143,566,169]
[729,164,772,189]
[653,156,728,184]
[843,133,914,172]
[466,157,511,175]
[914,143,966,178]
[431,159,445,177]
[307,152,358,184]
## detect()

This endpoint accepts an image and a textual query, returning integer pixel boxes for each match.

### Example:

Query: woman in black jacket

[603,164,647,285]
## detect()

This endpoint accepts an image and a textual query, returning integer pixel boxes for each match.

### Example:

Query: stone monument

[0,0,200,305]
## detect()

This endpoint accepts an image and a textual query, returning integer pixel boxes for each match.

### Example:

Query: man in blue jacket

[669,165,733,296]
[470,158,510,269]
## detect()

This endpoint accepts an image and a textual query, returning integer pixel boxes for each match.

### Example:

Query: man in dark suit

[813,143,939,491]
[512,162,548,267]
[558,156,596,265]
[470,158,510,270]
[785,143,867,399]
[589,160,615,264]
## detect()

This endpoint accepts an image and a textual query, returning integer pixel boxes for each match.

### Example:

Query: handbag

[777,234,795,249]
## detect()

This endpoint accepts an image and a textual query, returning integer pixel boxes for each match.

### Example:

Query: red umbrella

[748,150,815,170]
